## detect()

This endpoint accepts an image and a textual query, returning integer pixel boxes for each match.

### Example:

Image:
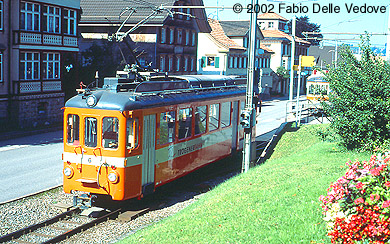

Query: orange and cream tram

[63,75,247,206]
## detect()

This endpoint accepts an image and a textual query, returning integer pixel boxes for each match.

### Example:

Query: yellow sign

[301,56,315,67]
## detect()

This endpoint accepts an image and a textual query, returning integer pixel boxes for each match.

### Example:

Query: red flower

[370,168,381,176]
[354,197,365,205]
[385,181,390,188]
[356,182,364,189]
[382,200,390,208]
[370,194,380,202]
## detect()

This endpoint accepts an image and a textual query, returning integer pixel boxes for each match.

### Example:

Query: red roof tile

[258,13,288,21]
[262,29,311,45]
[208,19,245,50]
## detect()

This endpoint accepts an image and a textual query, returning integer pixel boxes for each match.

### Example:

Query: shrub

[322,35,390,150]
[320,155,390,243]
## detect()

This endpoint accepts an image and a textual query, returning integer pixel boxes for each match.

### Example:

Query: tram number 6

[247,4,274,13]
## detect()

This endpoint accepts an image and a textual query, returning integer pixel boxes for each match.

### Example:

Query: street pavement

[0,97,290,204]
[0,131,63,203]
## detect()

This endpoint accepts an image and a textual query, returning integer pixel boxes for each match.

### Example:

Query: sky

[203,0,390,48]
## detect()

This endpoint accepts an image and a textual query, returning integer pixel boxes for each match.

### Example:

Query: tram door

[142,114,156,195]
[231,101,239,153]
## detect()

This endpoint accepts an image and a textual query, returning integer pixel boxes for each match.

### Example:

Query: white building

[197,19,274,96]
[258,13,311,94]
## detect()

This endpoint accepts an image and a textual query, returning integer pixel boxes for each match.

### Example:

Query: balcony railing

[17,80,62,94]
[14,31,78,47]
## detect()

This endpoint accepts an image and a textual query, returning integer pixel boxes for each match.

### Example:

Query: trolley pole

[241,0,258,173]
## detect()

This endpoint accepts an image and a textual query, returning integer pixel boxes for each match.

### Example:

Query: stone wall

[15,93,64,129]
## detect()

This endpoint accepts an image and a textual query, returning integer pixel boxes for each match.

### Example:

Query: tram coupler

[73,193,95,209]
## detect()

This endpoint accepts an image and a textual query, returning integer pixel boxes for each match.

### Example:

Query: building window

[0,52,2,82]
[176,57,180,71]
[239,57,242,68]
[20,52,40,80]
[243,57,247,68]
[243,37,248,48]
[192,32,196,46]
[43,5,61,33]
[191,58,195,71]
[20,2,40,31]
[43,52,60,79]
[229,56,233,68]
[64,9,77,36]
[177,29,182,44]
[169,28,174,44]
[185,30,190,45]
[184,57,188,72]
[168,57,173,71]
[207,57,215,66]
[160,56,165,72]
[186,8,191,20]
[268,22,274,28]
[0,1,3,31]
[161,27,166,44]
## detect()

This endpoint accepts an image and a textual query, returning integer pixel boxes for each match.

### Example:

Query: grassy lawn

[119,124,371,244]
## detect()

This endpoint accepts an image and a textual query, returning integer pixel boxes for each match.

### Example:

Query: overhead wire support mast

[241,0,258,173]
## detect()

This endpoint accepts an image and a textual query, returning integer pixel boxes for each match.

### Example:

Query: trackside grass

[119,124,370,243]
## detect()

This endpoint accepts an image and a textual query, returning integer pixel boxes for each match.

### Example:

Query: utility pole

[241,0,257,173]
[289,16,296,104]
[295,55,302,127]
[387,7,390,61]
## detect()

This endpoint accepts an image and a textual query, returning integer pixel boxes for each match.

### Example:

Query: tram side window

[127,118,139,149]
[221,102,231,128]
[159,111,175,145]
[102,117,119,149]
[67,114,79,145]
[195,106,206,135]
[178,108,192,139]
[85,117,97,148]
[209,103,220,131]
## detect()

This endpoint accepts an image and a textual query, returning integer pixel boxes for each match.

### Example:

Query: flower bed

[320,155,390,243]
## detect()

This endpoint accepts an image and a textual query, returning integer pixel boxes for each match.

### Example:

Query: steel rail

[41,208,121,244]
[0,208,121,243]
[0,208,80,243]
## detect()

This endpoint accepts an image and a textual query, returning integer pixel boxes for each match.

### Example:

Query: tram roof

[65,75,246,111]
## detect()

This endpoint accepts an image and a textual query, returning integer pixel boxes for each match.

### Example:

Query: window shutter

[215,57,220,68]
[201,56,206,68]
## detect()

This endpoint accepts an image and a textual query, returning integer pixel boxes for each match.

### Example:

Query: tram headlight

[108,172,119,183]
[63,167,74,178]
[86,95,97,107]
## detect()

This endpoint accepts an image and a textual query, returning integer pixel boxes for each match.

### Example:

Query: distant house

[197,19,274,96]
[258,13,311,94]
[79,0,211,75]
[0,0,81,129]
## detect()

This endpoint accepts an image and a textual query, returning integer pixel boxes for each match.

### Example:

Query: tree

[272,66,289,92]
[323,35,390,150]
[79,41,122,87]
[287,16,323,46]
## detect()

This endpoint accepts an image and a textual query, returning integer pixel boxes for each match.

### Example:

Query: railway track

[0,207,121,244]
